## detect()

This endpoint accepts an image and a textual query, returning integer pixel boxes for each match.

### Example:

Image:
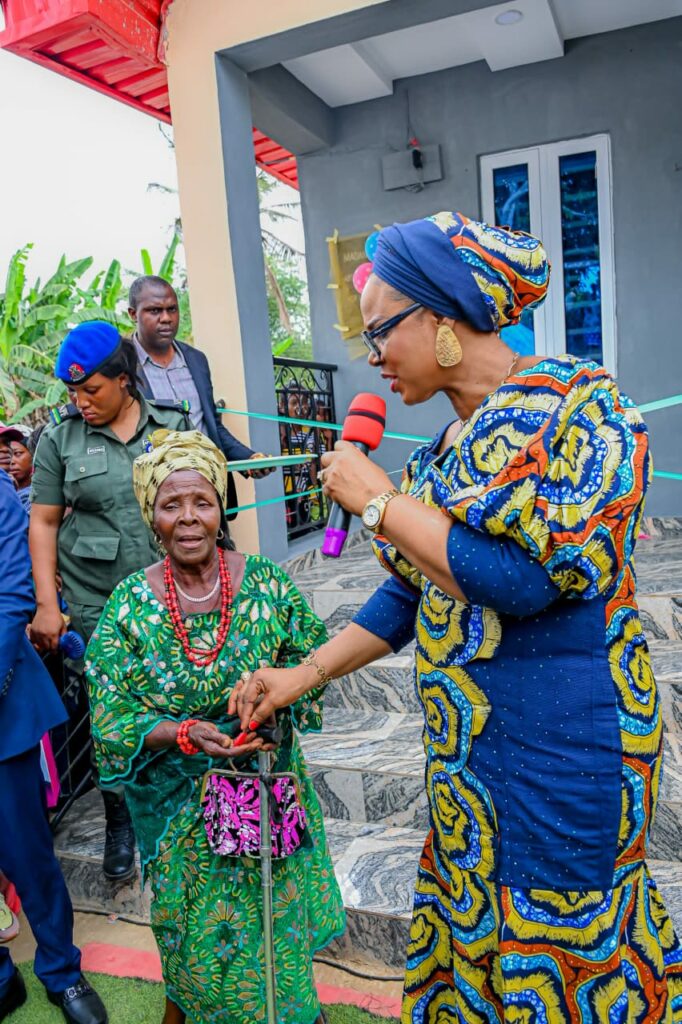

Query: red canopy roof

[0,0,299,188]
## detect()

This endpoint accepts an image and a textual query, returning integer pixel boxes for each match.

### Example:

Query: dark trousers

[0,746,81,995]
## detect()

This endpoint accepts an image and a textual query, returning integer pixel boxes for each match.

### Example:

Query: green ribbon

[216,407,429,444]
[218,392,682,444]
[638,394,682,413]
[225,486,322,517]
[216,400,682,513]
[224,467,404,516]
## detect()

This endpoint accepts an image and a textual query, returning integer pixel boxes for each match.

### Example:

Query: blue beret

[55,321,122,384]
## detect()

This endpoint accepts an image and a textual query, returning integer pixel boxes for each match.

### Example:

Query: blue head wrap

[372,211,550,332]
[55,321,122,384]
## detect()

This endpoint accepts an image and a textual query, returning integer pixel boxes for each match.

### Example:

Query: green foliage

[1,164,310,423]
[265,253,312,360]
[0,246,129,422]
[0,230,190,423]
[148,144,312,357]
[257,169,312,359]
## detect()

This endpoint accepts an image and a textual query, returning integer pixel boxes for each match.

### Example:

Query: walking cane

[258,746,278,1024]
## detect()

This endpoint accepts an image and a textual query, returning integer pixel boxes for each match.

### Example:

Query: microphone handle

[321,442,369,558]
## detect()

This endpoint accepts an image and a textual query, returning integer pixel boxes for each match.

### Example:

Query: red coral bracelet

[176,718,200,755]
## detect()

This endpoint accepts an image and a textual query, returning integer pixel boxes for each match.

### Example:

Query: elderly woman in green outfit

[85,430,344,1024]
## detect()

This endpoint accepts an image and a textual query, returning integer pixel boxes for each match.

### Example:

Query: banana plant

[0,249,125,422]
[0,234,193,423]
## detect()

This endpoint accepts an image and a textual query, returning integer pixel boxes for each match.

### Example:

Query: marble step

[51,790,418,968]
[324,819,421,969]
[642,517,682,539]
[325,650,418,714]
[635,537,682,593]
[303,709,681,863]
[301,709,428,830]
[638,596,682,641]
[324,641,681,716]
[292,537,682,642]
[52,797,681,971]
[53,789,150,922]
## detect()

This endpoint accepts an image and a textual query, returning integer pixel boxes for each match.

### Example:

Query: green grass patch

[11,964,392,1023]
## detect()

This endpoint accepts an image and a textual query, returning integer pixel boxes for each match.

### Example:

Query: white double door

[480,134,616,373]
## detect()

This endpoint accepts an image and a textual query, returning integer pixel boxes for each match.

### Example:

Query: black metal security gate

[273,357,337,541]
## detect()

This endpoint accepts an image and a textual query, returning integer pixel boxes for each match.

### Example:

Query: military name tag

[87,446,106,455]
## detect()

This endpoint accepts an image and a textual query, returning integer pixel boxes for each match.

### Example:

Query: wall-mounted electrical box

[381,145,443,191]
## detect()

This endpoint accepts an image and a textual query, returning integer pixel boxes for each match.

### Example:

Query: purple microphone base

[321,527,347,558]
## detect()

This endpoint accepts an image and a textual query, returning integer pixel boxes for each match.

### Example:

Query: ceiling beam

[224,0,503,72]
[247,63,336,154]
[284,39,393,107]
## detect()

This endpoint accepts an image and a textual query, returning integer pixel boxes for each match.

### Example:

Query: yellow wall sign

[326,229,369,343]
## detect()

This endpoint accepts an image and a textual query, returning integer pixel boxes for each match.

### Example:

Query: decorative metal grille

[45,653,95,832]
[273,357,338,541]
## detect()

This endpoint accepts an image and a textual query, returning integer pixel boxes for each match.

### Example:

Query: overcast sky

[0,48,303,293]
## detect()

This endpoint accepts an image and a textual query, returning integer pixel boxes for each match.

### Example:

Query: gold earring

[435,324,462,368]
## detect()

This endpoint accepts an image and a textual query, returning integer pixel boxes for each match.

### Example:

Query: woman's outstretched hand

[187,720,267,758]
[228,666,318,732]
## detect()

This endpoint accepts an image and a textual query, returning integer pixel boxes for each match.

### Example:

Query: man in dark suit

[128,277,273,519]
[0,471,107,1024]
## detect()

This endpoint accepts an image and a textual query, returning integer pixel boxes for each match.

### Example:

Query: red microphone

[321,393,386,558]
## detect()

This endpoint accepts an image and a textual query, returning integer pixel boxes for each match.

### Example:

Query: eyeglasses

[361,303,422,360]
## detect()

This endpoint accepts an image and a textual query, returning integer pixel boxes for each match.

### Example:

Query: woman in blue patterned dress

[234,212,682,1023]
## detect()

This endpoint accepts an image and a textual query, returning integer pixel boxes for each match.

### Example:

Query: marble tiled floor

[302,709,424,775]
[297,534,682,642]
[52,795,682,971]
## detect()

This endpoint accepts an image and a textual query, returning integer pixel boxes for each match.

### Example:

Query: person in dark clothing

[0,424,25,480]
[128,276,273,519]
[0,469,108,1024]
[8,426,35,511]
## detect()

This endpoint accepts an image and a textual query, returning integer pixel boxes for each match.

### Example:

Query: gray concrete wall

[297,18,682,514]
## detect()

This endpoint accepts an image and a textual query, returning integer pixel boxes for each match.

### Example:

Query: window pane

[493,164,535,354]
[559,151,603,362]
[493,164,531,231]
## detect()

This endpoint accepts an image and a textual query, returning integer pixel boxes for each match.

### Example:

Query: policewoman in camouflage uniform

[29,321,189,882]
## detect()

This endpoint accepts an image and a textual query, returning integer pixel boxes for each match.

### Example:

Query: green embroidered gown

[85,555,345,1024]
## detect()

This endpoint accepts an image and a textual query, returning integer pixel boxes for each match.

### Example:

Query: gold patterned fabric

[132,429,228,527]
[372,210,550,332]
[371,356,682,1022]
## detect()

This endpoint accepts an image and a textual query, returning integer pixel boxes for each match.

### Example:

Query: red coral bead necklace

[164,549,233,666]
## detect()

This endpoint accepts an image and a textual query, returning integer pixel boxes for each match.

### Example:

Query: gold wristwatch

[361,489,400,533]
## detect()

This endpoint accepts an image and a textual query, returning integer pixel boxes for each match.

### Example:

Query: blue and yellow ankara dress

[353,213,682,1023]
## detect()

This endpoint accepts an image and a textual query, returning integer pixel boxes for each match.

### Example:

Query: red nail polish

[233,732,250,747]
[249,721,259,732]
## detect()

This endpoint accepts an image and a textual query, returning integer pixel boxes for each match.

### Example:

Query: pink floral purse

[200,767,310,859]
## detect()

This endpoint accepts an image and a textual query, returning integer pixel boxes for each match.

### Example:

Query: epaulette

[148,398,191,413]
[49,403,80,426]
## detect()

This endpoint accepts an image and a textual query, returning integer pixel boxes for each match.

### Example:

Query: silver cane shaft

[258,750,278,1024]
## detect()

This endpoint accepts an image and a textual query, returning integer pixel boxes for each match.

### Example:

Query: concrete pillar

[163,0,381,557]
[165,14,284,558]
